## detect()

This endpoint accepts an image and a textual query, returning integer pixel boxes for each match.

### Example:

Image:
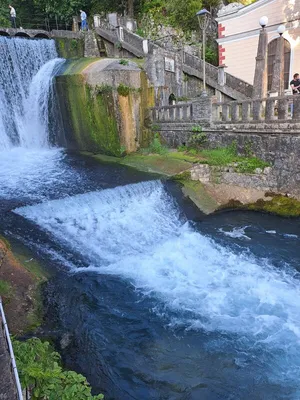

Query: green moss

[84,152,193,176]
[198,145,270,173]
[181,180,219,215]
[55,38,84,59]
[56,75,121,156]
[248,195,300,218]
[0,280,11,297]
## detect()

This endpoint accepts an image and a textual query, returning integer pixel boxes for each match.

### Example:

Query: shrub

[187,132,207,150]
[117,84,130,96]
[119,59,129,66]
[13,338,104,400]
[191,125,202,133]
[142,133,167,155]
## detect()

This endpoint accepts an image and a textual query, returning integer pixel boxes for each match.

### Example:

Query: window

[267,38,291,91]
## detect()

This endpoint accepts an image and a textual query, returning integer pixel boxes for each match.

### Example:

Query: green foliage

[13,338,104,400]
[205,43,218,66]
[188,132,207,149]
[0,279,11,296]
[199,141,270,173]
[235,158,269,173]
[70,39,78,50]
[191,125,202,133]
[177,96,190,102]
[167,0,203,32]
[115,41,123,50]
[151,124,160,131]
[244,140,253,157]
[119,59,129,66]
[141,133,168,155]
[95,84,113,95]
[117,83,130,96]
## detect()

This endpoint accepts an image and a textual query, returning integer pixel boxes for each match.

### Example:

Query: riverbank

[82,150,300,218]
[0,236,48,335]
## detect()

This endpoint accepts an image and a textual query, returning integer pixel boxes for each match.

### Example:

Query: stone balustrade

[212,95,300,123]
[151,103,193,122]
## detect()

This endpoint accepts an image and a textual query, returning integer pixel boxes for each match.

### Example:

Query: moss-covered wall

[55,38,84,58]
[55,59,155,156]
[56,75,122,156]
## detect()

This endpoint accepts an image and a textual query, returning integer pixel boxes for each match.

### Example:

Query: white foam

[14,181,300,385]
[218,226,251,240]
[0,148,80,200]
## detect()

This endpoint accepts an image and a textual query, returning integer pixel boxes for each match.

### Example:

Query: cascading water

[0,37,64,149]
[15,181,300,397]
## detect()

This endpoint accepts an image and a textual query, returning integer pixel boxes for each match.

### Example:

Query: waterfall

[0,37,64,150]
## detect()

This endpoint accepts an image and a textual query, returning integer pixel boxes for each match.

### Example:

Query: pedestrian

[79,10,88,31]
[290,73,300,94]
[8,5,16,28]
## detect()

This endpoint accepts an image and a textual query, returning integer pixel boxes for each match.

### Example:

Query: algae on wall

[56,74,122,156]
[55,58,155,156]
[55,38,84,58]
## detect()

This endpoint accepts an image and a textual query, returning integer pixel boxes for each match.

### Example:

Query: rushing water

[0,37,64,148]
[1,37,300,400]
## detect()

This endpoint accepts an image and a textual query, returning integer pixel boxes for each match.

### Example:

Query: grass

[0,279,11,297]
[179,144,270,173]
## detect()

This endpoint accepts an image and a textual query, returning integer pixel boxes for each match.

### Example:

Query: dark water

[1,149,300,400]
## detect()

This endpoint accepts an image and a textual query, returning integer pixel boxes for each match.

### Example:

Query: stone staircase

[95,21,253,101]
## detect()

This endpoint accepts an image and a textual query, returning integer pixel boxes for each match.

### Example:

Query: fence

[151,103,193,122]
[212,95,300,123]
[0,297,23,400]
[7,16,73,31]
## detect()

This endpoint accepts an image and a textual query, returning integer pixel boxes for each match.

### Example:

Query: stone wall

[55,37,84,58]
[55,59,154,156]
[191,164,277,192]
[156,123,300,196]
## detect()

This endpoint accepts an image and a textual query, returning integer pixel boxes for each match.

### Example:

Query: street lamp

[196,9,211,97]
[277,24,286,36]
[259,16,268,29]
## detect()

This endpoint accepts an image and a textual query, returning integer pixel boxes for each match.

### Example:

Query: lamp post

[270,24,286,96]
[252,16,269,99]
[196,9,211,97]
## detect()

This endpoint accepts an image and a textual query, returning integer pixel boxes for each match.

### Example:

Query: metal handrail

[0,297,23,400]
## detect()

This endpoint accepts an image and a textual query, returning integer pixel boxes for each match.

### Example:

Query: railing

[6,16,73,31]
[151,103,193,122]
[183,52,218,81]
[182,51,253,99]
[212,95,300,123]
[0,297,23,400]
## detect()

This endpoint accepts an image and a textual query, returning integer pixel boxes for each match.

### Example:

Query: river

[1,36,300,400]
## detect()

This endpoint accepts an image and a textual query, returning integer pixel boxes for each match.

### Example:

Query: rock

[255,168,263,174]
[263,166,272,174]
[60,333,73,350]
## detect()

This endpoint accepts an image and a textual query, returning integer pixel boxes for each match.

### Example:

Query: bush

[13,338,104,400]
[141,133,168,155]
[117,84,130,96]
